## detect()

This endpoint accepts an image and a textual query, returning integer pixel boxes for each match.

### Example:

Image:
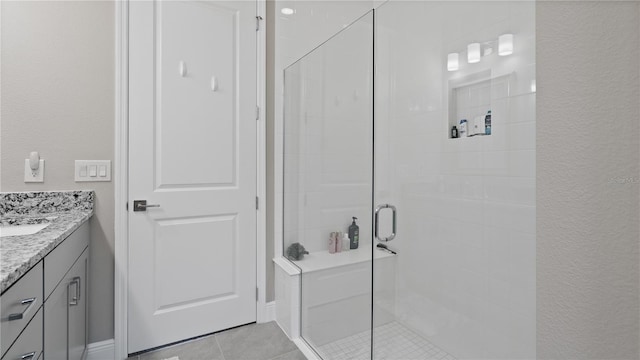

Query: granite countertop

[1,191,94,293]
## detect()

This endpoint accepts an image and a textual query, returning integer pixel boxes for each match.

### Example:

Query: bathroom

[0,1,638,360]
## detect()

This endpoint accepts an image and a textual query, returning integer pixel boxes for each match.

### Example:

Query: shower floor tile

[316,322,456,360]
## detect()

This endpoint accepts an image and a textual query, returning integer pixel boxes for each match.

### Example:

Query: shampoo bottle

[484,110,492,135]
[459,119,468,137]
[349,217,359,249]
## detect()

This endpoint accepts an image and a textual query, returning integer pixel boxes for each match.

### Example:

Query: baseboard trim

[87,339,115,360]
[257,300,276,323]
[264,301,276,322]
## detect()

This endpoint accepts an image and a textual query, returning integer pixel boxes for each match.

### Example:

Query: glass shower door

[372,2,536,359]
[282,11,375,360]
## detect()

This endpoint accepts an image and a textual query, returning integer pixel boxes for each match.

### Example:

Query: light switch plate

[75,160,111,182]
[24,159,45,183]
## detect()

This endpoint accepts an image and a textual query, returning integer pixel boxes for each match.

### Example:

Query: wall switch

[75,160,111,182]
[24,159,45,183]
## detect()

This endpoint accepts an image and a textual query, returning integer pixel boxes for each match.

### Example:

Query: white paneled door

[128,0,257,353]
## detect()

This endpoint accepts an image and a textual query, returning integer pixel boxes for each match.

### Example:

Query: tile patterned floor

[316,322,456,360]
[126,321,454,360]
[127,322,305,360]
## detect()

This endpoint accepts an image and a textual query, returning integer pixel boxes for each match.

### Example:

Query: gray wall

[537,1,640,358]
[266,0,276,302]
[0,1,115,343]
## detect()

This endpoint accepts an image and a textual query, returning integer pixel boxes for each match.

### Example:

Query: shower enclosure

[283,2,536,359]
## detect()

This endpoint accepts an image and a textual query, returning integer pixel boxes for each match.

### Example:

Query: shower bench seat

[274,245,397,347]
[292,245,395,273]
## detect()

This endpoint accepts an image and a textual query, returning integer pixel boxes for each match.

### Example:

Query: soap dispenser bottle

[349,217,359,249]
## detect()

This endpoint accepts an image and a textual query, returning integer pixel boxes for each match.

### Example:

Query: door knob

[133,200,161,212]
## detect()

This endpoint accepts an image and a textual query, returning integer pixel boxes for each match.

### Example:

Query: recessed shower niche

[448,70,511,139]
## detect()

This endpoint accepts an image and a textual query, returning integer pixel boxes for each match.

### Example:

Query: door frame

[113,1,268,359]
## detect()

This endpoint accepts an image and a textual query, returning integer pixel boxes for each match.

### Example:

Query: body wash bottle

[349,217,359,249]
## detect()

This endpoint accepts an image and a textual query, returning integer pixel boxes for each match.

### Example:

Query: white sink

[0,223,51,237]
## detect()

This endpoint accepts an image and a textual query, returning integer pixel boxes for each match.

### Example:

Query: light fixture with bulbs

[446,33,515,71]
[281,7,294,15]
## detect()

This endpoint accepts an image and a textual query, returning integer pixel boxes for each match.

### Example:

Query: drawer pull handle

[69,277,81,306]
[20,352,37,360]
[7,297,37,321]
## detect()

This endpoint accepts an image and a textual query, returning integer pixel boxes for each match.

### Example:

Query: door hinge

[256,106,260,120]
[256,287,259,301]
[126,202,128,211]
[256,16,263,31]
[255,196,259,210]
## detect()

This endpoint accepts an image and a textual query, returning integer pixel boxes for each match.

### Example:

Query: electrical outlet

[24,159,45,183]
[75,160,111,182]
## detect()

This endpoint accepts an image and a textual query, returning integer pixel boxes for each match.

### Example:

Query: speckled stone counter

[1,191,94,293]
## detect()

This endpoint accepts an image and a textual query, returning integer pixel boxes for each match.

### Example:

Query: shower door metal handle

[375,204,397,242]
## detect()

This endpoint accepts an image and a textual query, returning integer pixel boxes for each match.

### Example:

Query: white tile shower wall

[375,1,535,359]
[282,9,374,254]
[275,1,375,258]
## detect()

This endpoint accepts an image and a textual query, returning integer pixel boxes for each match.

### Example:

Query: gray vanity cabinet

[43,223,89,360]
[0,263,44,360]
[44,249,88,360]
[1,220,89,360]
[67,250,88,360]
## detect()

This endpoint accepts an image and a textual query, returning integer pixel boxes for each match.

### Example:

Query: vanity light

[467,43,481,63]
[498,34,514,56]
[281,7,295,15]
[447,53,459,71]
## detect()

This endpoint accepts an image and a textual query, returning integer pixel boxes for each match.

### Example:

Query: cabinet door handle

[20,351,38,359]
[76,276,81,302]
[68,277,81,306]
[7,297,37,321]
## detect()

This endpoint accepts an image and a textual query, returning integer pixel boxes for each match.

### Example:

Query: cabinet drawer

[0,262,43,356]
[1,307,43,360]
[44,222,89,299]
